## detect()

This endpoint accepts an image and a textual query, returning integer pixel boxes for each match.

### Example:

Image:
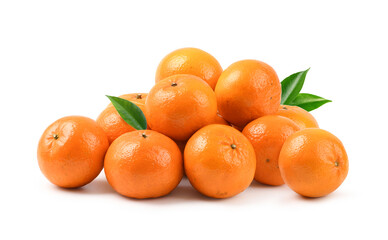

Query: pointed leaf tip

[281,68,310,105]
[106,95,147,130]
[290,93,331,112]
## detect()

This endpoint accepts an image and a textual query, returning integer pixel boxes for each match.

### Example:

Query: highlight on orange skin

[155,47,223,89]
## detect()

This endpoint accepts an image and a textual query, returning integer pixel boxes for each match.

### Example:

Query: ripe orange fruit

[215,60,281,127]
[97,93,147,144]
[242,115,300,186]
[145,74,217,141]
[184,124,256,198]
[104,130,183,199]
[37,116,109,188]
[155,47,223,89]
[276,105,319,129]
[279,128,349,197]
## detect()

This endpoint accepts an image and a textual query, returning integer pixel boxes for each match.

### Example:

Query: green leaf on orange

[290,93,332,112]
[281,68,310,105]
[106,95,147,130]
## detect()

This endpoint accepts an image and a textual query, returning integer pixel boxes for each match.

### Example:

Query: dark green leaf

[290,93,332,112]
[106,95,147,130]
[281,68,310,104]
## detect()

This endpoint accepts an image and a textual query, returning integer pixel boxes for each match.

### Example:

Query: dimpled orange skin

[215,60,281,127]
[242,115,300,186]
[146,74,217,141]
[276,105,319,129]
[37,116,109,188]
[279,128,349,198]
[155,47,223,89]
[97,93,148,144]
[184,124,256,198]
[104,130,183,199]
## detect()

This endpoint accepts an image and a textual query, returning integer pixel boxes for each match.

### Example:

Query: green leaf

[281,68,310,105]
[290,93,332,112]
[106,95,147,130]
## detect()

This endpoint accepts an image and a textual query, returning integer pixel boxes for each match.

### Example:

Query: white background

[1,0,387,239]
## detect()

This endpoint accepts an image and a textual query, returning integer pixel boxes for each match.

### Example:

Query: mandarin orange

[242,115,300,186]
[279,128,349,197]
[38,116,109,188]
[184,124,256,198]
[104,130,183,199]
[215,60,281,127]
[146,74,217,141]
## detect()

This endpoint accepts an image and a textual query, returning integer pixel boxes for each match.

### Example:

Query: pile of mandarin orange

[38,48,349,199]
